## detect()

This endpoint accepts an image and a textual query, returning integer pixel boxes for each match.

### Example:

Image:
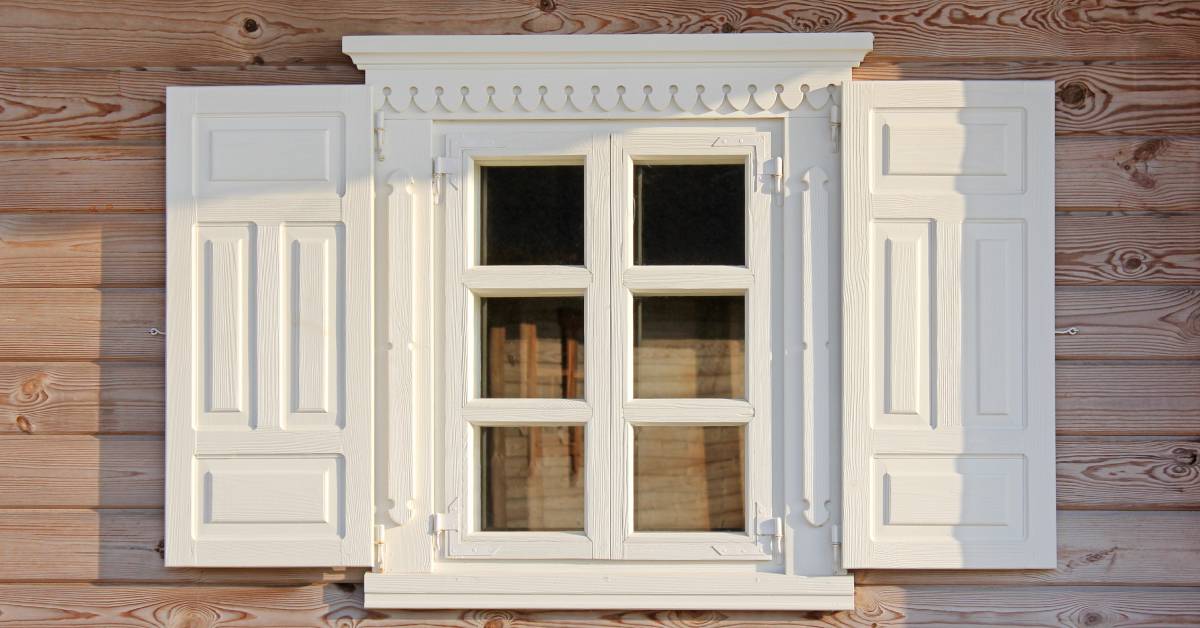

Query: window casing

[440,124,777,562]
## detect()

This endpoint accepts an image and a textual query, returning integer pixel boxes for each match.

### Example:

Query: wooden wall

[0,1,1197,625]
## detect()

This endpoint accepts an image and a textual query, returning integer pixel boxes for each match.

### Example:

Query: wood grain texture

[0,213,164,287]
[856,61,1200,136]
[0,436,162,508]
[2,0,1199,67]
[0,509,363,584]
[0,289,163,361]
[1057,213,1200,285]
[1057,361,1200,436]
[0,143,163,213]
[4,61,1193,141]
[0,509,1185,586]
[1057,136,1200,212]
[0,584,1196,626]
[0,66,362,142]
[1056,287,1200,360]
[1057,438,1200,510]
[3,435,1188,511]
[3,137,1190,215]
[857,510,1200,586]
[0,363,163,435]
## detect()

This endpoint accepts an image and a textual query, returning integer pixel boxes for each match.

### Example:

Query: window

[165,33,1056,611]
[440,125,775,561]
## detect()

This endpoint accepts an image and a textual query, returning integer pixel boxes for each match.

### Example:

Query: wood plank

[1,584,1195,626]
[0,363,163,435]
[3,61,1193,141]
[0,509,1188,586]
[0,66,362,142]
[1057,213,1200,285]
[4,137,1191,215]
[4,434,1188,511]
[0,289,163,361]
[856,61,1200,137]
[0,143,163,213]
[1057,361,1200,436]
[2,0,1199,67]
[1057,438,1200,510]
[0,213,164,287]
[857,510,1200,586]
[0,509,362,584]
[0,436,162,508]
[1057,136,1200,212]
[1056,286,1200,360]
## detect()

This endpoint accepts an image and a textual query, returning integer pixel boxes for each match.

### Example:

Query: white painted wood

[364,573,853,610]
[166,85,374,567]
[342,34,871,119]
[441,127,608,560]
[841,81,1056,569]
[611,128,776,561]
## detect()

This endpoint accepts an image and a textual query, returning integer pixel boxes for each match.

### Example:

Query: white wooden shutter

[165,86,374,566]
[842,81,1055,569]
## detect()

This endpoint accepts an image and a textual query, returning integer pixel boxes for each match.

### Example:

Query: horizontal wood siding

[0,0,1196,624]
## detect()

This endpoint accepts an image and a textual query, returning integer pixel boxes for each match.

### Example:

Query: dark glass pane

[634,164,745,266]
[633,296,744,399]
[481,297,584,399]
[481,165,584,265]
[481,425,585,531]
[634,425,745,532]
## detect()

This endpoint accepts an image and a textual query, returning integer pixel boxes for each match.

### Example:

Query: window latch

[374,110,387,162]
[431,511,456,552]
[373,523,387,570]
[756,514,784,556]
[830,103,841,151]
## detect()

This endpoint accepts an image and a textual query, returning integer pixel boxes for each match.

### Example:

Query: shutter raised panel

[165,86,373,566]
[842,81,1056,569]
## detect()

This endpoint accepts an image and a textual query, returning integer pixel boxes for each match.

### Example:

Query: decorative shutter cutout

[842,81,1056,569]
[166,86,373,567]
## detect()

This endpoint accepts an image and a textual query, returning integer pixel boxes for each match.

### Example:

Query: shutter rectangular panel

[166,85,373,567]
[842,81,1055,569]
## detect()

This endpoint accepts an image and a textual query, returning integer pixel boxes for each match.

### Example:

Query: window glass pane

[481,426,585,531]
[634,164,745,266]
[482,297,584,399]
[481,165,584,265]
[633,296,744,399]
[634,425,744,532]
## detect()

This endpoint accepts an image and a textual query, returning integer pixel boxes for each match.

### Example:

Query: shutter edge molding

[841,80,1057,569]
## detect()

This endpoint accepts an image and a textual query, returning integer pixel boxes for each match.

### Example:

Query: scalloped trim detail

[380,80,837,114]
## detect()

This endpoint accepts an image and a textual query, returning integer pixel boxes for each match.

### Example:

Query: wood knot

[15,415,33,434]
[1058,81,1092,109]
[538,0,556,12]
[1081,610,1105,626]
[721,22,736,33]
[1117,139,1169,190]
[154,539,165,559]
[242,17,259,33]
[1172,447,1199,467]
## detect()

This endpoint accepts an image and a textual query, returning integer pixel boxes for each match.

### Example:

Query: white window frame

[345,33,875,610]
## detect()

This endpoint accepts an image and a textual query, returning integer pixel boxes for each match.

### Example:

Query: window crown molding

[342,34,874,115]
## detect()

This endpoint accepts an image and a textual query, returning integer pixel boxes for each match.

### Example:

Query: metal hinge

[830,104,842,151]
[756,514,784,556]
[431,511,456,552]
[432,156,459,206]
[373,111,387,162]
[831,524,847,575]
[762,156,784,195]
[372,524,386,570]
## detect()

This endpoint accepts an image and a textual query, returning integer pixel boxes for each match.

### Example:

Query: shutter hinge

[372,524,386,570]
[373,110,387,162]
[762,156,784,195]
[756,514,784,556]
[431,511,456,552]
[829,104,842,152]
[831,524,847,575]
[432,156,459,206]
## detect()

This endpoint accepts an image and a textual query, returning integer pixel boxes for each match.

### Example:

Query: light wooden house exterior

[1,2,1198,625]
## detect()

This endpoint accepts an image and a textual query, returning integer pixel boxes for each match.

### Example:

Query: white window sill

[363,572,853,610]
